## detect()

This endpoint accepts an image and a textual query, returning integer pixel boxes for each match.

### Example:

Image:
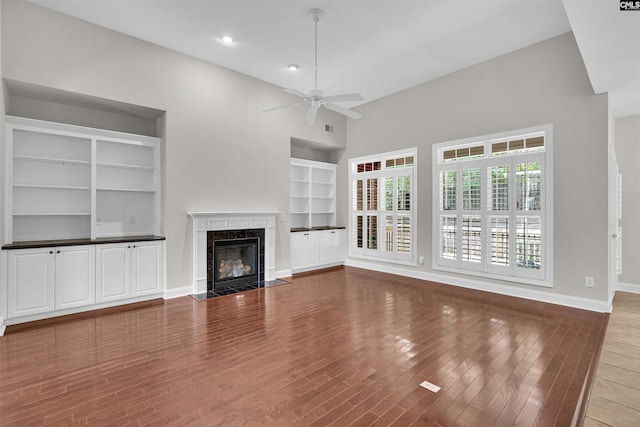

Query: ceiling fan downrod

[309,8,323,93]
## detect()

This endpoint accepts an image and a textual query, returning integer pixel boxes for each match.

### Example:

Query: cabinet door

[7,248,55,318]
[318,231,334,264]
[318,230,346,265]
[55,245,96,310]
[291,232,321,272]
[96,243,131,303]
[132,241,163,296]
[306,232,320,267]
[332,229,346,263]
[291,233,307,270]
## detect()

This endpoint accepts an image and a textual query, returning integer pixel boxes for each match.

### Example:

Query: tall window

[433,126,552,285]
[350,149,416,264]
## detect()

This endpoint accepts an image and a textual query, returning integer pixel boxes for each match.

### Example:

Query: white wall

[616,115,640,290]
[1,0,347,290]
[338,32,610,303]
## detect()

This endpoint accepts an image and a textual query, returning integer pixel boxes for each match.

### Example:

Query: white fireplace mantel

[188,211,279,294]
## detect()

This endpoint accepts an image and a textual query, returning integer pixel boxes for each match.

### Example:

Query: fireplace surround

[188,212,278,295]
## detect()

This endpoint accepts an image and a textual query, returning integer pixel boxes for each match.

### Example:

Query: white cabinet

[319,229,345,265]
[4,240,162,324]
[131,241,163,296]
[291,229,345,274]
[5,116,161,243]
[96,243,131,303]
[7,248,54,317]
[291,231,320,271]
[7,245,95,318]
[291,159,336,229]
[55,246,95,310]
[96,240,163,303]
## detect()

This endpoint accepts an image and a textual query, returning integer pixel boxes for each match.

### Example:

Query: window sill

[432,264,553,288]
[349,252,417,267]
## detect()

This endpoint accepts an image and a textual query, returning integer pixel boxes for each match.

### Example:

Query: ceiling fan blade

[263,102,303,113]
[323,93,364,103]
[306,104,320,125]
[283,88,309,99]
[324,103,363,120]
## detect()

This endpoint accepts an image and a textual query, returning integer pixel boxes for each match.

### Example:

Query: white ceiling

[28,0,640,117]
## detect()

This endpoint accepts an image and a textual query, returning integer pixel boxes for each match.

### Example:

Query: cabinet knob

[56,250,61,254]
[49,250,54,254]
[128,245,131,249]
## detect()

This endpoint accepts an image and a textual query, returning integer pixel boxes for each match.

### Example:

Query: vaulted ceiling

[28,0,640,117]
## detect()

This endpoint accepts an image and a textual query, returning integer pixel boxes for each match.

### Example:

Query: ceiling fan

[263,8,363,125]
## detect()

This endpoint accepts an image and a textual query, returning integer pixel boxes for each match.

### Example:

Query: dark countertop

[291,226,346,233]
[2,235,166,250]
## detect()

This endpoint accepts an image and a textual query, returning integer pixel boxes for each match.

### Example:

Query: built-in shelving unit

[5,116,161,243]
[2,114,165,335]
[95,138,159,238]
[290,158,336,229]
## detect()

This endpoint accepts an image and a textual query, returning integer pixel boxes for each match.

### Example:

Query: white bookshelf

[290,158,336,229]
[5,116,161,243]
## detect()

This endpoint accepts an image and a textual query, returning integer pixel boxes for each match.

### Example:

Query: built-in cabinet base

[291,228,345,274]
[2,238,164,331]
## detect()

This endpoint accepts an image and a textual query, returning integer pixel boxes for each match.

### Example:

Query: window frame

[432,125,553,287]
[349,148,417,265]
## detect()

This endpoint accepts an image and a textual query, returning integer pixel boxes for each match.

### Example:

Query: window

[350,149,416,264]
[433,126,552,286]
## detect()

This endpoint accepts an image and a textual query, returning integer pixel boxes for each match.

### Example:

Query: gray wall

[616,115,640,288]
[338,32,610,302]
[1,0,347,290]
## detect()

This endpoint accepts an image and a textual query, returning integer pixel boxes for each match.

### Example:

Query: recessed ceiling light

[220,35,234,45]
[287,64,299,71]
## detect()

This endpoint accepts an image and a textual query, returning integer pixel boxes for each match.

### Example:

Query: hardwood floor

[0,266,607,426]
[585,292,640,426]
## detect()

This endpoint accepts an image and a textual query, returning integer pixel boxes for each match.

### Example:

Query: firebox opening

[212,237,260,290]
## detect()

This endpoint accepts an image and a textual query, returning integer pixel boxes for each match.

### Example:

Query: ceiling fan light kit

[263,8,363,125]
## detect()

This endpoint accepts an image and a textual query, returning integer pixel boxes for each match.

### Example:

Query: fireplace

[208,229,265,292]
[188,211,278,295]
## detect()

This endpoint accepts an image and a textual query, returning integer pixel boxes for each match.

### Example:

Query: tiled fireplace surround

[188,212,278,294]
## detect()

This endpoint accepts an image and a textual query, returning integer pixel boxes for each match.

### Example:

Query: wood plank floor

[0,266,607,426]
[585,291,640,426]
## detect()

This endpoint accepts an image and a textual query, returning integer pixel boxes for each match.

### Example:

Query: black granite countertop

[2,235,166,250]
[290,227,346,233]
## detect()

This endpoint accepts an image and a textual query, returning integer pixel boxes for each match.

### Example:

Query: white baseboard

[164,285,193,299]
[345,259,612,313]
[616,281,640,294]
[276,269,292,279]
[0,318,5,337]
